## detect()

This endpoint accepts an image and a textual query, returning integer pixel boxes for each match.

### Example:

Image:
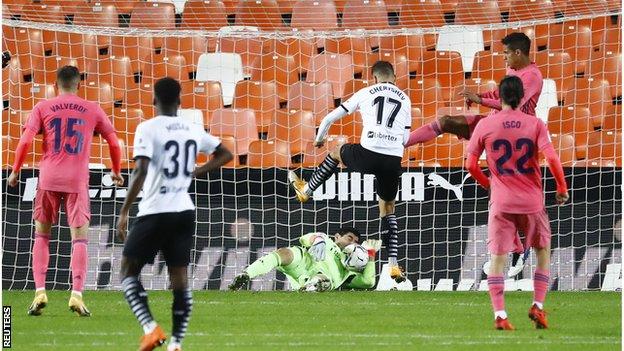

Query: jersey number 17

[373,96,402,128]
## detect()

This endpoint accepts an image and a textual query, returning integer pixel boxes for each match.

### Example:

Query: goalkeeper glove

[308,236,326,261]
[362,239,382,258]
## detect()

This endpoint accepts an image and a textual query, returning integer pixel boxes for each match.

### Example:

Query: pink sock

[533,268,550,306]
[487,274,506,313]
[32,233,50,290]
[70,239,89,293]
[405,120,442,147]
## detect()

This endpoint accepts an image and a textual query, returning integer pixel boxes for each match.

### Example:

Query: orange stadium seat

[455,0,501,24]
[36,56,80,84]
[234,0,285,30]
[508,0,555,21]
[305,53,354,99]
[550,134,576,166]
[247,140,291,168]
[589,51,622,100]
[112,107,144,146]
[547,106,592,156]
[328,111,363,142]
[376,34,426,67]
[233,80,280,133]
[268,110,316,155]
[218,37,264,78]
[564,0,609,16]
[73,3,119,27]
[471,51,506,82]
[130,2,176,29]
[341,0,389,30]
[250,53,299,101]
[181,80,223,127]
[291,0,338,30]
[324,37,370,75]
[79,81,114,114]
[341,79,371,101]
[408,78,444,119]
[2,135,16,169]
[548,23,592,75]
[2,109,29,140]
[287,82,335,124]
[564,78,615,128]
[535,51,575,101]
[181,0,228,29]
[209,108,259,156]
[420,51,464,102]
[203,134,237,167]
[598,28,622,54]
[143,54,190,85]
[301,134,348,167]
[364,50,410,89]
[8,28,46,80]
[585,130,621,166]
[20,4,66,24]
[109,36,154,74]
[91,137,128,169]
[162,37,211,74]
[92,1,142,15]
[53,32,105,67]
[400,0,445,28]
[9,83,56,111]
[86,55,136,104]
[262,38,316,75]
[421,134,466,167]
[276,0,297,14]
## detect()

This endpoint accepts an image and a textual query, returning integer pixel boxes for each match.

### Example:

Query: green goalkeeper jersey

[277,233,376,290]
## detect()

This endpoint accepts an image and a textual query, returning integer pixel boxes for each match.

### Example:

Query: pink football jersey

[480,63,543,116]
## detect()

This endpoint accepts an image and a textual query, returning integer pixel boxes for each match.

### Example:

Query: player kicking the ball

[288,61,411,283]
[229,227,380,291]
[7,65,123,317]
[465,76,569,330]
[116,77,233,351]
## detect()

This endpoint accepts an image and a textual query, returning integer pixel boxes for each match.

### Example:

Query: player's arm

[95,106,124,186]
[476,89,502,111]
[464,125,490,189]
[116,157,149,241]
[300,232,328,261]
[315,92,360,147]
[8,107,41,187]
[537,123,569,204]
[516,71,542,111]
[193,144,233,178]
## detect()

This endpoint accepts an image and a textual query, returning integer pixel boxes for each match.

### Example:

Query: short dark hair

[499,75,524,109]
[56,65,80,89]
[501,32,531,56]
[337,226,361,242]
[154,77,181,106]
[371,60,394,78]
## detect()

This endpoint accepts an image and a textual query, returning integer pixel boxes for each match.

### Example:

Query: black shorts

[339,143,403,201]
[123,210,195,267]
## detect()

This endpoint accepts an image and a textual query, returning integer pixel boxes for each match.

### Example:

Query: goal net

[2,0,621,291]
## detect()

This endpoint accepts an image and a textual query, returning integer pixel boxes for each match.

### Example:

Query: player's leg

[161,210,195,351]
[486,212,518,330]
[167,266,192,351]
[230,247,294,290]
[28,189,60,316]
[406,115,471,146]
[121,214,166,349]
[65,190,92,316]
[288,143,344,202]
[524,210,552,329]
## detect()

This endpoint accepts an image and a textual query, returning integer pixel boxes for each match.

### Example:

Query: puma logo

[427,173,471,201]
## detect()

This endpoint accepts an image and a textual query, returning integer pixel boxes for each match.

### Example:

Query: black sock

[382,214,399,262]
[122,276,154,329]
[306,155,339,195]
[171,288,193,344]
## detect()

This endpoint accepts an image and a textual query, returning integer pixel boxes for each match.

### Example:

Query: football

[342,243,369,272]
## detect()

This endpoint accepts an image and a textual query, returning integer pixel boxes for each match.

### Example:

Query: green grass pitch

[2,290,621,350]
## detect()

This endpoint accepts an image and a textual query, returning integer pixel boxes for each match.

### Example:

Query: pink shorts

[487,210,551,255]
[33,189,91,228]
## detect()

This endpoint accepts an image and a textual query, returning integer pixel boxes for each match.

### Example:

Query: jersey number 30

[373,96,402,128]
[163,140,197,178]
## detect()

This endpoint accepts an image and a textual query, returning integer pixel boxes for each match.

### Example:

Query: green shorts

[277,246,350,290]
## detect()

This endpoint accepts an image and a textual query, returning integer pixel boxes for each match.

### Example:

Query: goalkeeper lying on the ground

[229,227,380,291]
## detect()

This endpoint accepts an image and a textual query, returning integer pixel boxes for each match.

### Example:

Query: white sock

[533,301,543,310]
[143,321,157,334]
[303,184,312,196]
[71,290,82,297]
[494,310,508,319]
[388,257,398,266]
[167,340,182,351]
[36,287,46,293]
